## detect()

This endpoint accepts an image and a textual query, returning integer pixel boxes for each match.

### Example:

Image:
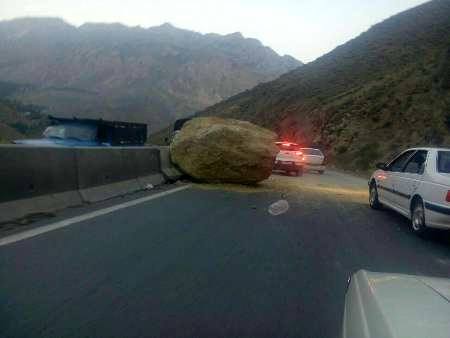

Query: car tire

[411,200,428,236]
[318,170,324,175]
[369,183,382,210]
[297,167,303,177]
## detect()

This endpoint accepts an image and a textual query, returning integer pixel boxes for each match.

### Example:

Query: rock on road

[1,171,450,338]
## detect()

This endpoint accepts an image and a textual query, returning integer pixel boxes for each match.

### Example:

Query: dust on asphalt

[195,171,371,229]
[195,171,369,204]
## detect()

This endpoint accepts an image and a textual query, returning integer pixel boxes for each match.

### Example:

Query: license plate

[282,161,293,165]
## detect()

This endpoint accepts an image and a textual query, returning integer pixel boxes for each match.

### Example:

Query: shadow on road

[381,207,450,247]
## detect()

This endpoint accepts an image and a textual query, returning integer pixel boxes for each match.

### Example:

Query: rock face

[170,117,278,184]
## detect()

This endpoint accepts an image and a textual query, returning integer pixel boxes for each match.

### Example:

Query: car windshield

[3,2,450,338]
[437,151,450,173]
[43,124,97,141]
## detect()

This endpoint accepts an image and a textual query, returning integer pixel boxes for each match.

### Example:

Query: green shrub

[336,144,348,154]
[354,142,381,171]
[9,122,29,134]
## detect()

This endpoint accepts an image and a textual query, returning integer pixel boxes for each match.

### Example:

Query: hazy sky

[0,0,429,62]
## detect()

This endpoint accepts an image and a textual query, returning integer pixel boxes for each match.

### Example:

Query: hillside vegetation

[0,81,47,142]
[0,99,47,143]
[0,18,301,133]
[201,0,450,172]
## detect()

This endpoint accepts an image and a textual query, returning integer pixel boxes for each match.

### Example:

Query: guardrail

[0,145,182,224]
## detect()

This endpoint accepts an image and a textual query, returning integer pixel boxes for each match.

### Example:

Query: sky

[0,0,429,63]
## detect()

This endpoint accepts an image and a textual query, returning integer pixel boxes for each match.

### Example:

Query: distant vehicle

[273,142,304,176]
[13,116,147,147]
[369,147,450,235]
[300,148,326,174]
[342,270,450,338]
[166,118,192,144]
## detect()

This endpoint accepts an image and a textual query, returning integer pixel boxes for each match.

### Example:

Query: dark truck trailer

[87,117,147,146]
[13,116,148,147]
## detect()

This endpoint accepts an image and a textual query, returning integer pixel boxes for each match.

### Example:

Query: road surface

[1,171,450,338]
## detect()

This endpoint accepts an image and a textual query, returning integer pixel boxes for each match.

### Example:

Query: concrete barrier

[75,147,164,203]
[75,147,139,203]
[122,147,165,190]
[158,146,183,181]
[0,145,175,224]
[0,145,82,223]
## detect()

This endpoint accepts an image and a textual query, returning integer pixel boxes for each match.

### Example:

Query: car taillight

[296,151,303,156]
[446,191,450,203]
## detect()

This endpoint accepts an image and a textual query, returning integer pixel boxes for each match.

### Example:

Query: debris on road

[268,200,290,216]
[170,117,278,184]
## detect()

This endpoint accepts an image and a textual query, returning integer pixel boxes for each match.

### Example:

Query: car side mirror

[376,162,388,171]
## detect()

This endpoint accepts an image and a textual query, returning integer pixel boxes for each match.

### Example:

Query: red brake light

[296,151,303,156]
[446,191,450,203]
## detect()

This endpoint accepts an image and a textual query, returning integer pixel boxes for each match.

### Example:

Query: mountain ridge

[0,17,302,133]
[200,0,450,171]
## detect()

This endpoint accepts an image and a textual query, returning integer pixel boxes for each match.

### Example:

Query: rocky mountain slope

[201,0,450,171]
[0,18,301,133]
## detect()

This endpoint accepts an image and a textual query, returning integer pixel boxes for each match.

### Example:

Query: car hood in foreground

[343,270,450,338]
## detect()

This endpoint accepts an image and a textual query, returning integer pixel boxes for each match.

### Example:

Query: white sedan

[300,148,326,174]
[273,142,304,176]
[369,148,450,235]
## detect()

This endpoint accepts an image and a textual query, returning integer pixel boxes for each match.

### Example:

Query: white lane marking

[268,200,289,216]
[0,185,191,247]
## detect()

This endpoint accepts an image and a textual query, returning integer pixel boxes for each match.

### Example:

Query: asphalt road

[1,171,450,338]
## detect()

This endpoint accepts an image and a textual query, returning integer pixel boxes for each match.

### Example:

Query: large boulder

[170,117,278,184]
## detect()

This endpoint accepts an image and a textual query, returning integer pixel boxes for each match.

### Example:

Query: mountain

[0,18,302,133]
[200,0,450,172]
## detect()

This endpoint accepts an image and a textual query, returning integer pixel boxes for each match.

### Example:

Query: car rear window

[437,151,450,173]
[301,148,323,156]
[277,143,301,151]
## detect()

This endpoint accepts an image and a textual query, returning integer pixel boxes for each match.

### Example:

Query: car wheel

[369,183,382,210]
[297,167,303,177]
[411,200,428,236]
[318,170,324,175]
